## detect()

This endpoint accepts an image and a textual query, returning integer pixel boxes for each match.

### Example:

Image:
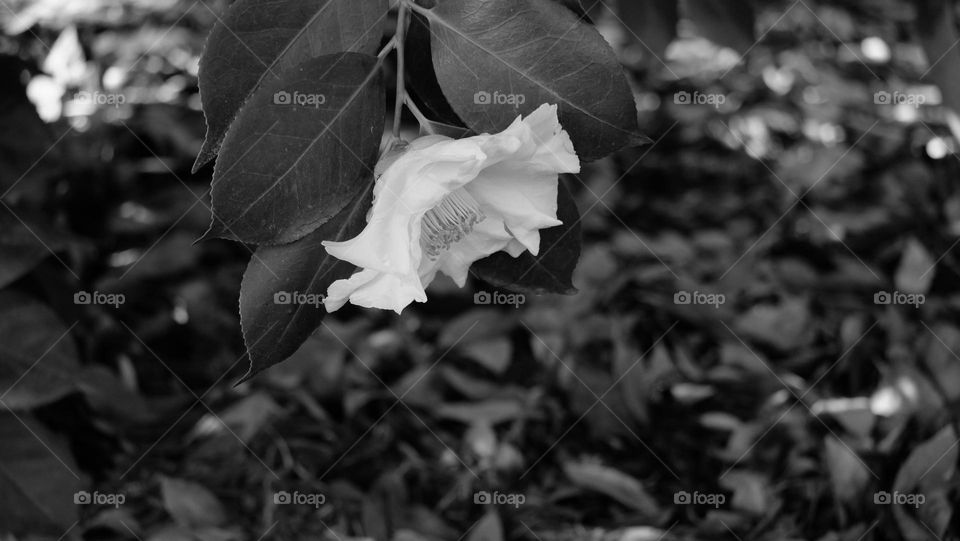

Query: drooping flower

[322,103,580,313]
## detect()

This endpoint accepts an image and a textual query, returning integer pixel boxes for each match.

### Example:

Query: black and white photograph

[1,0,959,539]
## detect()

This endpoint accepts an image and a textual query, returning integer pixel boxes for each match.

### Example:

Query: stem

[392,2,409,139]
[405,0,429,17]
[404,95,436,135]
[377,36,397,60]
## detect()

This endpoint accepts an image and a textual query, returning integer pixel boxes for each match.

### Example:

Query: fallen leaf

[923,323,960,401]
[891,426,956,541]
[894,237,935,295]
[436,400,524,425]
[734,297,811,351]
[718,470,770,515]
[0,412,87,535]
[465,511,503,541]
[562,461,660,516]
[160,477,227,529]
[823,435,870,502]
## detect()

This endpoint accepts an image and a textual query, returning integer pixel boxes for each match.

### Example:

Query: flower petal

[436,217,513,287]
[324,269,378,312]
[465,104,579,255]
[504,239,527,257]
[466,161,563,255]
[324,139,488,275]
[324,268,427,314]
[523,104,581,173]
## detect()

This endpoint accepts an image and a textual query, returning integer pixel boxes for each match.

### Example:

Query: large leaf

[205,52,384,245]
[684,0,756,54]
[193,0,388,172]
[552,0,603,21]
[0,291,80,410]
[239,183,373,378]
[404,12,465,127]
[0,412,86,535]
[421,0,643,160]
[472,181,581,294]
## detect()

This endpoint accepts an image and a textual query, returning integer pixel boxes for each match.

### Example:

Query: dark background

[1,0,959,539]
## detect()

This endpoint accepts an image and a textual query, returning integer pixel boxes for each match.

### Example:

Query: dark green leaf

[193,0,389,172]
[205,52,384,245]
[552,0,602,21]
[405,12,465,127]
[239,183,373,379]
[0,291,80,410]
[422,0,643,160]
[0,412,86,535]
[472,181,580,294]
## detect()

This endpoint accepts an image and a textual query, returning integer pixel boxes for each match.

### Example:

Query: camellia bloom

[322,103,580,313]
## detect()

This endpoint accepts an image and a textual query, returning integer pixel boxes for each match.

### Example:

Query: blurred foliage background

[2,0,960,539]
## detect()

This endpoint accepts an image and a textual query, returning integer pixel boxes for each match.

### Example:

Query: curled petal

[466,161,563,255]
[324,268,427,314]
[524,104,581,173]
[465,104,578,254]
[324,140,487,275]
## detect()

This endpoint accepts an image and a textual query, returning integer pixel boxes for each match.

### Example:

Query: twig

[392,2,409,138]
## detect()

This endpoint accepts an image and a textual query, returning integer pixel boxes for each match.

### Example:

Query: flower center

[420,188,485,260]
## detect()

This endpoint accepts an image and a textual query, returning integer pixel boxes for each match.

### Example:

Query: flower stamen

[420,188,485,260]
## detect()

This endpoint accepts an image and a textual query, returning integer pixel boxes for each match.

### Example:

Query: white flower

[322,103,580,313]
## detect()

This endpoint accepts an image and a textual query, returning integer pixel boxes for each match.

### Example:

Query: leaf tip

[192,145,216,174]
[234,365,255,386]
[629,132,654,147]
[197,223,228,243]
